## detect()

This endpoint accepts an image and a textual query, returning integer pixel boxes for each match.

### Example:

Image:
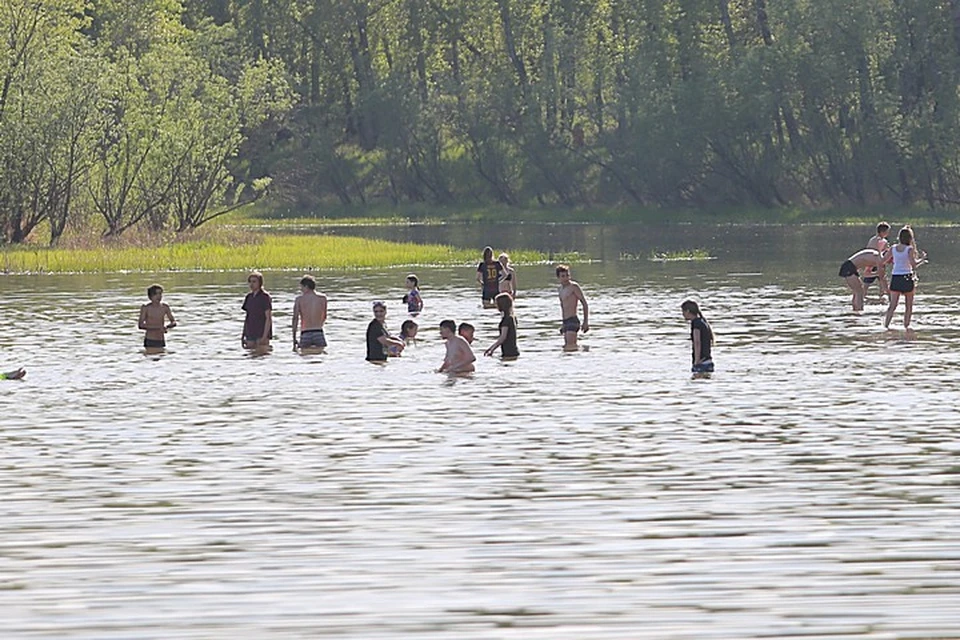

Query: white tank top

[891,244,913,275]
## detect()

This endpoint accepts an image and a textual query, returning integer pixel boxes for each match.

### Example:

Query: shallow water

[2,224,959,639]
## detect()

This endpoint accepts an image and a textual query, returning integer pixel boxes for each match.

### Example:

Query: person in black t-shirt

[476,246,504,307]
[366,301,404,362]
[681,299,714,375]
[484,293,519,360]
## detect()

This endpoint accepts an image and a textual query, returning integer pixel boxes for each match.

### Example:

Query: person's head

[300,274,316,291]
[439,319,457,339]
[248,271,264,292]
[498,253,510,267]
[400,319,418,339]
[495,292,514,315]
[373,301,387,321]
[681,299,702,321]
[147,284,163,301]
[877,222,890,237]
[458,322,475,343]
[898,226,914,245]
[482,246,494,263]
[406,274,419,290]
[556,264,570,282]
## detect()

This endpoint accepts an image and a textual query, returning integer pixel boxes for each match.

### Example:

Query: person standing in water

[438,319,476,373]
[476,246,504,307]
[484,293,519,360]
[556,264,589,351]
[292,274,327,350]
[838,249,886,312]
[242,271,272,349]
[403,274,423,314]
[862,222,891,300]
[366,301,405,362]
[681,299,714,375]
[138,284,177,349]
[884,226,923,329]
[498,253,517,298]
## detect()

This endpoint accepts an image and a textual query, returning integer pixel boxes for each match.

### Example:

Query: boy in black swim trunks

[863,222,891,300]
[838,249,884,312]
[138,284,177,349]
[556,264,589,351]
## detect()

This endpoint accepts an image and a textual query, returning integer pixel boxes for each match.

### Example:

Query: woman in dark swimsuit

[498,253,516,297]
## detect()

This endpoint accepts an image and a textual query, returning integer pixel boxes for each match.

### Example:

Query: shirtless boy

[292,274,328,350]
[838,249,886,312]
[863,222,891,299]
[457,322,475,344]
[138,284,177,348]
[556,265,589,351]
[438,319,476,373]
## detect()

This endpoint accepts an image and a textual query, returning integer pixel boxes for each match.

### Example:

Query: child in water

[402,274,423,314]
[2,367,26,380]
[681,299,714,374]
[400,319,419,345]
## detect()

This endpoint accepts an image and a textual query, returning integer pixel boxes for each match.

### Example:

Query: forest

[3,0,960,244]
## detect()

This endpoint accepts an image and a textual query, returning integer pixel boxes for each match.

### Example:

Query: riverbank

[0,233,557,274]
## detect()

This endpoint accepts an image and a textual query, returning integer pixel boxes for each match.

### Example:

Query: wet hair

[439,319,457,333]
[681,299,714,345]
[877,222,890,234]
[458,322,474,334]
[482,246,494,262]
[555,264,570,277]
[247,271,264,287]
[372,300,386,311]
[406,274,419,288]
[898,226,914,245]
[495,292,514,315]
[400,319,418,338]
[147,284,163,298]
[300,274,316,290]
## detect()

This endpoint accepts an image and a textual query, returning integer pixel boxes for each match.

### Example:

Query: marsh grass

[646,248,714,262]
[0,231,571,274]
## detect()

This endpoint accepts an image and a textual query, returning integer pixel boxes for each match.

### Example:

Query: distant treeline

[4,1,960,244]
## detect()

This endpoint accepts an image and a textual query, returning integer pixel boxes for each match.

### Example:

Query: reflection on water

[2,225,960,638]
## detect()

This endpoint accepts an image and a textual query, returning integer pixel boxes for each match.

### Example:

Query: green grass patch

[0,233,570,274]
[644,248,714,262]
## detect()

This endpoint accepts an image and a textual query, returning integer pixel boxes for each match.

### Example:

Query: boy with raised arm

[438,319,476,373]
[556,264,589,351]
[292,274,328,350]
[138,284,177,348]
[863,222,891,299]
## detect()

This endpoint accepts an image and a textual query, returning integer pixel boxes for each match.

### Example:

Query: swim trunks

[890,273,915,293]
[838,260,858,278]
[144,338,166,348]
[862,276,877,285]
[692,360,715,373]
[299,329,327,348]
[561,316,581,333]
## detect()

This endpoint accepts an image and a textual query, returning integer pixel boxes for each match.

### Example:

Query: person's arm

[261,309,272,344]
[138,306,150,331]
[452,343,477,370]
[484,325,509,356]
[291,298,301,348]
[476,266,484,286]
[320,296,328,325]
[692,326,703,365]
[576,285,590,332]
[163,304,177,330]
[511,270,517,297]
[378,334,404,349]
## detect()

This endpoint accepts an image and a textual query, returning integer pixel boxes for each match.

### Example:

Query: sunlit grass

[0,234,575,274]
[645,248,714,262]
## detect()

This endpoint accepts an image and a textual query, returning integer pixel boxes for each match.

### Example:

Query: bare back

[295,291,327,331]
[444,335,476,373]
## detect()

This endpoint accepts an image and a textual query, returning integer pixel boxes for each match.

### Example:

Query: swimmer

[483,293,519,359]
[884,226,922,329]
[681,299,714,375]
[402,274,423,314]
[863,222,891,299]
[292,274,328,350]
[438,319,476,373]
[400,319,419,345]
[1,368,26,380]
[477,246,504,307]
[457,322,475,344]
[138,284,177,349]
[242,271,272,348]
[498,253,517,297]
[367,301,404,362]
[556,264,589,351]
[838,249,885,312]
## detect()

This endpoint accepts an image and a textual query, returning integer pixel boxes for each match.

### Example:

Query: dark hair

[681,299,714,345]
[458,322,474,334]
[372,300,386,311]
[247,271,264,287]
[147,284,163,298]
[400,319,418,338]
[482,246,494,262]
[495,292,514,315]
[300,275,316,289]
[877,222,890,233]
[440,319,457,333]
[898,226,914,245]
[406,274,419,288]
[555,264,570,277]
